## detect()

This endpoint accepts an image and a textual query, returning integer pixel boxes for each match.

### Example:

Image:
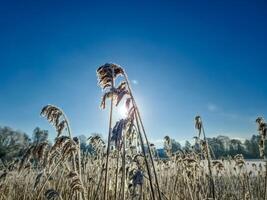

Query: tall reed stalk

[256,117,267,200]
[96,63,162,200]
[195,116,215,199]
[103,71,114,200]
[123,68,162,200]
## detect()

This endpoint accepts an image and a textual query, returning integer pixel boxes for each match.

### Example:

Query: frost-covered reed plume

[256,116,267,200]
[256,117,267,158]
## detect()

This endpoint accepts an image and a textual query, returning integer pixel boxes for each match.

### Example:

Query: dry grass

[1,147,267,200]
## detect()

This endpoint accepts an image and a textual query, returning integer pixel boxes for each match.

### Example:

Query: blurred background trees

[32,127,48,145]
[0,124,265,168]
[162,135,264,159]
[0,126,31,167]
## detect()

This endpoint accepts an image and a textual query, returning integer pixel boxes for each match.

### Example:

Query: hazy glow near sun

[118,104,128,118]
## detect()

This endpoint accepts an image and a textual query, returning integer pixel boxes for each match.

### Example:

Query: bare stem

[103,70,114,200]
[123,72,162,200]
[202,126,215,199]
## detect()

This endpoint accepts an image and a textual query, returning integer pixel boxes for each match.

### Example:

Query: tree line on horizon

[161,135,263,159]
[0,125,264,167]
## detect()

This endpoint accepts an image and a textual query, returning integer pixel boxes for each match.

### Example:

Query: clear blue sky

[0,0,266,146]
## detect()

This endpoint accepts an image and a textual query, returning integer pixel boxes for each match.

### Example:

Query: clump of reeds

[97,63,162,200]
[35,105,84,200]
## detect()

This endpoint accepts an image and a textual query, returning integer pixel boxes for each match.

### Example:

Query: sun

[118,104,128,118]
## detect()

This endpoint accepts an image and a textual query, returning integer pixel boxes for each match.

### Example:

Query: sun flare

[118,104,128,118]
